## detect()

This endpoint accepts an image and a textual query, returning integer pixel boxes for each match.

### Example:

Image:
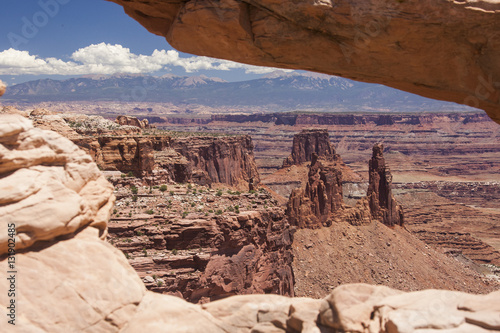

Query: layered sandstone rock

[6,110,260,187]
[116,115,153,129]
[0,114,114,253]
[287,153,346,228]
[367,144,404,227]
[283,129,335,167]
[109,203,294,302]
[1,115,499,332]
[171,135,260,188]
[109,0,500,123]
[287,143,403,228]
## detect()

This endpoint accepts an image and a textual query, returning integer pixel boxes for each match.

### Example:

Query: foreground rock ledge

[1,115,499,332]
[108,0,500,123]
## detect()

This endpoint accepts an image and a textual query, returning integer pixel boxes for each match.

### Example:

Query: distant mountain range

[3,71,472,112]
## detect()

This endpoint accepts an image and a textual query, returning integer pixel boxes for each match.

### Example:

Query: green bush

[215,209,223,215]
[216,190,223,196]
[171,249,178,255]
[131,185,138,195]
[127,171,134,177]
[169,191,174,195]
[160,185,168,192]
[145,209,154,215]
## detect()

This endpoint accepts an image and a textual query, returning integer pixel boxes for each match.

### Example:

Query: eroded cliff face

[108,0,500,123]
[14,110,260,188]
[287,153,347,228]
[367,143,404,227]
[170,135,260,188]
[287,143,404,228]
[283,129,335,167]
[109,198,294,302]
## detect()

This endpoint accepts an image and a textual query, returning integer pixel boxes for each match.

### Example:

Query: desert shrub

[216,190,223,196]
[215,209,223,215]
[131,186,138,195]
[160,185,168,192]
[145,209,154,215]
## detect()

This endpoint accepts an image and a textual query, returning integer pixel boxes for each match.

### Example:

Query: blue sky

[0,0,281,84]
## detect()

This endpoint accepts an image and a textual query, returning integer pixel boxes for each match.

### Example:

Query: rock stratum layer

[14,110,260,189]
[1,115,500,332]
[108,0,500,123]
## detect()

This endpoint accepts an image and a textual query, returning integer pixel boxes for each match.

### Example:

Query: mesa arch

[107,0,500,124]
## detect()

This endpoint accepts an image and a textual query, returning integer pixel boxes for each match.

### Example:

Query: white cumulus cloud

[0,43,289,76]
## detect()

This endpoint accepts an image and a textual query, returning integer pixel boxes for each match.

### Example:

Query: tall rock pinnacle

[367,144,404,227]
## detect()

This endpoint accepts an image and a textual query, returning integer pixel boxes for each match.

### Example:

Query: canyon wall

[109,0,500,123]
[159,112,497,127]
[282,129,335,167]
[20,111,260,188]
[109,204,294,303]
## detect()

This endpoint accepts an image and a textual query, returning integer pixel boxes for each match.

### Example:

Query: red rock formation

[367,143,404,227]
[116,115,154,129]
[283,129,335,167]
[108,188,294,303]
[171,135,260,188]
[286,143,404,228]
[287,153,345,228]
[73,132,259,188]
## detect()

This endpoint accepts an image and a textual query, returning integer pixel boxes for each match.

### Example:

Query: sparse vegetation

[216,190,223,196]
[171,249,178,255]
[131,185,138,194]
[145,209,154,215]
[159,184,168,192]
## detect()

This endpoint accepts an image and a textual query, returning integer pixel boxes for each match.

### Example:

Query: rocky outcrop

[283,129,335,167]
[286,143,404,228]
[6,110,260,187]
[1,115,499,332]
[367,144,404,227]
[0,114,114,254]
[287,153,345,228]
[109,0,500,123]
[109,204,294,303]
[116,115,153,129]
[171,135,260,188]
